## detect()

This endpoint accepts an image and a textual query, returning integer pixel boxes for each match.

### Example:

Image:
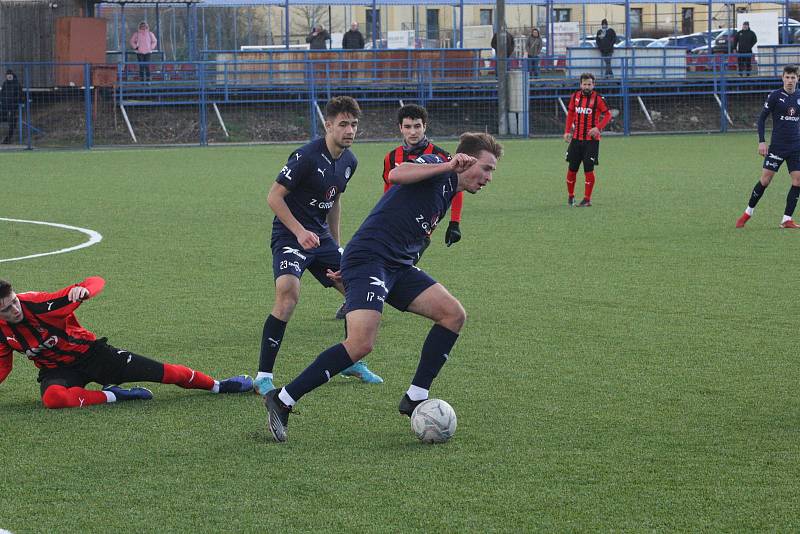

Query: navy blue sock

[284,343,353,402]
[785,185,800,217]
[258,314,287,373]
[749,181,767,209]
[411,324,459,391]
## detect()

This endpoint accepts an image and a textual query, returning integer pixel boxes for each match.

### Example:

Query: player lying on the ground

[0,276,253,409]
[263,132,502,442]
[736,64,800,229]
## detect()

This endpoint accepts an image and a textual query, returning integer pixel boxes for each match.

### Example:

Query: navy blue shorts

[341,258,437,313]
[763,147,800,173]
[271,235,341,288]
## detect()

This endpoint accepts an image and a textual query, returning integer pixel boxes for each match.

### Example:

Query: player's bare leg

[399,284,466,416]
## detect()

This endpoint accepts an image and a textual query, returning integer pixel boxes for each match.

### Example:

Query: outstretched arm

[21,277,105,317]
[388,154,476,185]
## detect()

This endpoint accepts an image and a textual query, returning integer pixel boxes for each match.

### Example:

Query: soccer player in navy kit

[333,104,461,319]
[736,65,800,229]
[254,96,382,396]
[263,132,502,442]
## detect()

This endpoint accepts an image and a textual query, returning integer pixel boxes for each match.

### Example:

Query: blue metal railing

[6,50,800,149]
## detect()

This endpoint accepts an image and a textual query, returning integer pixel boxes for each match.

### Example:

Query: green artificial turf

[1,134,799,532]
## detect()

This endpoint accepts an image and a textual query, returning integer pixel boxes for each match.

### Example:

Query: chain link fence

[3,52,797,149]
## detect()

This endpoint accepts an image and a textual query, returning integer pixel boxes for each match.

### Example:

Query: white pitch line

[0,217,103,263]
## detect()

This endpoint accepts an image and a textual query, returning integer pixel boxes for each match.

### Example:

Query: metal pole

[371,0,377,49]
[784,0,790,44]
[199,60,207,145]
[625,0,631,41]
[498,0,508,135]
[121,3,126,66]
[84,63,93,149]
[707,0,712,51]
[24,63,32,149]
[546,0,552,56]
[459,0,464,48]
[284,0,289,48]
[156,4,161,53]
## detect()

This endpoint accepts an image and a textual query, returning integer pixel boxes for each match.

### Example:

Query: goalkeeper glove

[444,221,461,247]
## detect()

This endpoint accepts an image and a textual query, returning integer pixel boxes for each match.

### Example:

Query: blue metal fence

[2,50,795,149]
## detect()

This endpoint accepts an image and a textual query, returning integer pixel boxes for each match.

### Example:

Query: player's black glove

[413,236,431,265]
[444,221,461,247]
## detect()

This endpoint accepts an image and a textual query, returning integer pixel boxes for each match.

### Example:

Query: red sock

[162,363,215,390]
[566,170,577,198]
[42,385,108,409]
[584,172,596,200]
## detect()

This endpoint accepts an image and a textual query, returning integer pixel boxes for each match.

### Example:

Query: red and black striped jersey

[0,277,105,383]
[564,90,611,141]
[382,139,463,222]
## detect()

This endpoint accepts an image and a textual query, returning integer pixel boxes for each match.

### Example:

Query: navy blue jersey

[758,88,800,153]
[344,154,458,266]
[273,137,357,240]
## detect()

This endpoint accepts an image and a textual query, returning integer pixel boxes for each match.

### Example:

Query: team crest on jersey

[345,166,352,179]
[325,186,337,201]
[797,98,800,105]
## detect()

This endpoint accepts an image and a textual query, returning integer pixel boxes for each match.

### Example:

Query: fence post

[719,61,728,133]
[307,61,318,139]
[522,67,530,137]
[84,63,93,149]
[622,57,630,136]
[24,63,32,150]
[199,61,208,146]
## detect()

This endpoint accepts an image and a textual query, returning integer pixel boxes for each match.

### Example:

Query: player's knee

[273,287,300,317]
[344,337,374,359]
[442,301,467,333]
[42,385,71,409]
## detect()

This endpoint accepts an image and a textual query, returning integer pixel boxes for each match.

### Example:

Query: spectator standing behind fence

[526,28,544,78]
[307,25,330,50]
[491,31,515,58]
[596,20,616,78]
[1,69,23,144]
[130,21,157,82]
[342,22,365,50]
[733,22,757,76]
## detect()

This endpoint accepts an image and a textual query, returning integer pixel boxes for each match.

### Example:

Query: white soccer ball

[411,398,457,443]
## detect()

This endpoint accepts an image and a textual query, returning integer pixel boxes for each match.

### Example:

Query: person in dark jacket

[342,22,365,50]
[733,21,758,76]
[1,70,23,144]
[491,31,515,76]
[596,19,617,78]
[491,31,515,57]
[306,24,330,50]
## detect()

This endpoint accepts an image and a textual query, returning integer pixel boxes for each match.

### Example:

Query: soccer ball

[411,398,457,443]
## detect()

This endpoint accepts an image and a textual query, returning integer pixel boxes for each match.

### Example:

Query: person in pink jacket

[130,21,157,81]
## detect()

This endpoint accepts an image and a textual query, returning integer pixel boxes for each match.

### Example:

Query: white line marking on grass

[0,217,103,263]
